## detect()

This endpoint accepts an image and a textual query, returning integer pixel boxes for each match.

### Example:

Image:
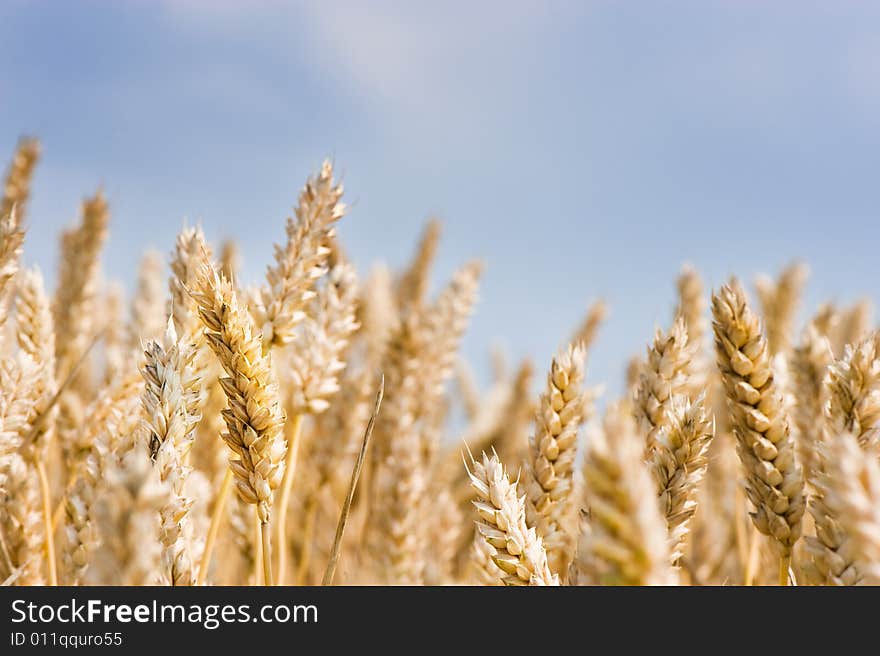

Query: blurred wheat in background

[2,138,880,586]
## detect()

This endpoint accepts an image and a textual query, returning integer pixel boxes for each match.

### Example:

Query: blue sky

[2,1,880,397]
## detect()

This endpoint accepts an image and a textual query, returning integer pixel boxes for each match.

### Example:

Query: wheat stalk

[322,375,383,585]
[711,280,805,582]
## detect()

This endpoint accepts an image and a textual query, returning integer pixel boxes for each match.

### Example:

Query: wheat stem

[733,486,748,573]
[295,498,318,585]
[744,529,760,586]
[778,554,791,586]
[253,511,263,585]
[196,467,233,586]
[36,461,57,586]
[322,375,383,586]
[275,413,304,585]
[261,520,273,586]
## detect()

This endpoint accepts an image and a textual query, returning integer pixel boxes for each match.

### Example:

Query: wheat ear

[62,373,141,584]
[0,360,42,584]
[13,267,59,584]
[467,451,558,586]
[130,249,166,348]
[804,332,880,584]
[838,299,873,354]
[277,259,359,583]
[823,333,880,453]
[253,160,345,350]
[675,264,706,347]
[754,261,808,356]
[711,280,805,580]
[219,239,241,282]
[0,138,39,223]
[652,393,714,564]
[396,218,441,310]
[524,343,589,575]
[140,320,200,585]
[578,404,675,585]
[572,299,608,351]
[190,260,286,585]
[790,321,833,486]
[634,318,695,451]
[0,138,40,335]
[53,192,110,381]
[416,260,483,458]
[821,431,880,584]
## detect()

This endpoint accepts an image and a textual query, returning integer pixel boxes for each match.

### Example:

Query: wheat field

[1,138,878,587]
